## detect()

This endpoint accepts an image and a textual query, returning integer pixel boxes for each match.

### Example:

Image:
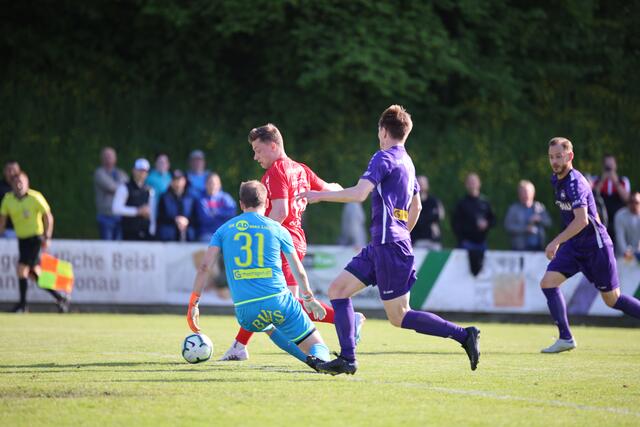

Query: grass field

[1,313,639,426]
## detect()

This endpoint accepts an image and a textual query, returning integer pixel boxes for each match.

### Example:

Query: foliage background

[1,0,639,247]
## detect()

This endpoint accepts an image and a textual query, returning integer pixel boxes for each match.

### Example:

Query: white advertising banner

[1,239,638,316]
[416,249,640,317]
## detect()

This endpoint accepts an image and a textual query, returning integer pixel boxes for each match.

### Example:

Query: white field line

[357,379,640,417]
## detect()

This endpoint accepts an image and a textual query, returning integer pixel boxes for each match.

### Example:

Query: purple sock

[400,310,468,344]
[542,287,572,340]
[330,298,356,361]
[613,294,640,319]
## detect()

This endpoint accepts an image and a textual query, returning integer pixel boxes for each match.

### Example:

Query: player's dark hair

[248,124,283,146]
[3,159,19,167]
[239,180,267,208]
[548,137,573,152]
[378,105,413,140]
[154,152,168,161]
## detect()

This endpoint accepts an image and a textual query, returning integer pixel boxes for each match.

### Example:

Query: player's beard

[553,164,569,175]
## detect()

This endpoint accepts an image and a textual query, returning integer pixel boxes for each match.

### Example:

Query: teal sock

[268,328,307,363]
[309,343,330,361]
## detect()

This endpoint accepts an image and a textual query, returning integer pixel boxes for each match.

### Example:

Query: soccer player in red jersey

[219,124,366,361]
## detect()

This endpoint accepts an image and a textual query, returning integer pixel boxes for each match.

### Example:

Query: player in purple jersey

[297,105,480,375]
[541,137,640,353]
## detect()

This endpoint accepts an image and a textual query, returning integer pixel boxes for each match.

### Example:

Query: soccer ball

[182,333,213,364]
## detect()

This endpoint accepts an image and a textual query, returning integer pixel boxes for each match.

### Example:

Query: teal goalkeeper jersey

[210,211,296,306]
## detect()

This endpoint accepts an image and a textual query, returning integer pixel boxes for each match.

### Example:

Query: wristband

[300,292,313,301]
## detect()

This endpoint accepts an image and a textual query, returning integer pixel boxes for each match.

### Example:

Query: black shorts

[18,236,42,267]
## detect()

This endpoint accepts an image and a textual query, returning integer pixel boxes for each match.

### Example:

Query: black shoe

[306,355,321,372]
[461,326,480,371]
[316,354,358,376]
[11,303,27,313]
[57,295,71,314]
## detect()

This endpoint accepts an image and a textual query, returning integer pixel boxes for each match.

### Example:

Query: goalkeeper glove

[187,292,201,333]
[301,293,326,321]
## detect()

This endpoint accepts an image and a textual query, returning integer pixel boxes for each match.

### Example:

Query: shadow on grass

[0,361,182,369]
[0,361,321,376]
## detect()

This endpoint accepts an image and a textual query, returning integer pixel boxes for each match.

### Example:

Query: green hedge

[1,0,639,248]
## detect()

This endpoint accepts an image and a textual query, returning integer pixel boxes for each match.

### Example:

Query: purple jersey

[361,145,419,245]
[552,168,611,249]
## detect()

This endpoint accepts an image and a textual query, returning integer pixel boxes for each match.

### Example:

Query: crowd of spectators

[1,150,636,266]
[91,148,236,242]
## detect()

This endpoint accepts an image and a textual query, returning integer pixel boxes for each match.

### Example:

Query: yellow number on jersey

[233,232,265,268]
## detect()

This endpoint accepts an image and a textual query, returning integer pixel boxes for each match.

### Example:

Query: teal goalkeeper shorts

[235,291,316,344]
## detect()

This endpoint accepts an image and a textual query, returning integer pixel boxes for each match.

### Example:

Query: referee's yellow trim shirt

[0,189,51,238]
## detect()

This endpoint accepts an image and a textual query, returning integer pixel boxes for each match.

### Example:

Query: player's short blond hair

[379,105,413,140]
[239,180,267,208]
[548,137,573,152]
[248,124,283,146]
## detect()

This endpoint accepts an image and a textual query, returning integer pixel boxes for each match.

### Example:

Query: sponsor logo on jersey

[555,201,572,211]
[233,267,273,280]
[235,220,249,231]
[393,208,409,221]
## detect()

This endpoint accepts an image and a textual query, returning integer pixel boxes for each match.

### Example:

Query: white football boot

[541,338,577,353]
[218,340,249,361]
[354,312,366,345]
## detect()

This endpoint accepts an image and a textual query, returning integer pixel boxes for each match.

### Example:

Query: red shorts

[281,250,305,286]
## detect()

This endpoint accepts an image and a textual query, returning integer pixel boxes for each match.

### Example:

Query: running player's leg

[604,288,640,317]
[588,245,640,318]
[541,241,578,352]
[540,271,576,353]
[327,270,367,362]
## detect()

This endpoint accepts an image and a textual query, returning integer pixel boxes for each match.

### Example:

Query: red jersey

[261,157,327,255]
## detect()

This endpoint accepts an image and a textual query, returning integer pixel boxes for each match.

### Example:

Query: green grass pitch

[1,313,639,426]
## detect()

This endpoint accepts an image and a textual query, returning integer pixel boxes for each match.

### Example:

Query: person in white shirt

[112,158,156,240]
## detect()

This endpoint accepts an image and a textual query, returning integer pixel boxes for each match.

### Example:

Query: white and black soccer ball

[182,333,213,364]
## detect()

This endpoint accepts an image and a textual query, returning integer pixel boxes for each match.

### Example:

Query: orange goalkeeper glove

[187,292,201,333]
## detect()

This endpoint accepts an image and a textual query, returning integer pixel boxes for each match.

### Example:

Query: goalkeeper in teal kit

[187,180,331,369]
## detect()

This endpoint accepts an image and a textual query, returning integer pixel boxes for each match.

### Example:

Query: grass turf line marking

[354,380,640,417]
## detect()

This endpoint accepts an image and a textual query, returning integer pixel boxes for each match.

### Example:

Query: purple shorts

[547,240,619,292]
[345,239,417,300]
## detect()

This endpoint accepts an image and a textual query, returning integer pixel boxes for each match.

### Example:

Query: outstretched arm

[298,179,374,204]
[187,245,221,332]
[284,250,326,320]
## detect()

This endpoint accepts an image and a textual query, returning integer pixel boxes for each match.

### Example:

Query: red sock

[297,298,335,323]
[235,327,254,345]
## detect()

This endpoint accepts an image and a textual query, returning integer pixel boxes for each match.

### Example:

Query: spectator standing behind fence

[156,169,196,241]
[94,147,128,240]
[0,160,21,238]
[592,154,631,247]
[410,175,445,250]
[186,150,210,198]
[504,180,552,251]
[338,202,367,250]
[452,173,496,276]
[145,153,171,217]
[112,158,155,241]
[614,191,640,260]
[195,173,237,242]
